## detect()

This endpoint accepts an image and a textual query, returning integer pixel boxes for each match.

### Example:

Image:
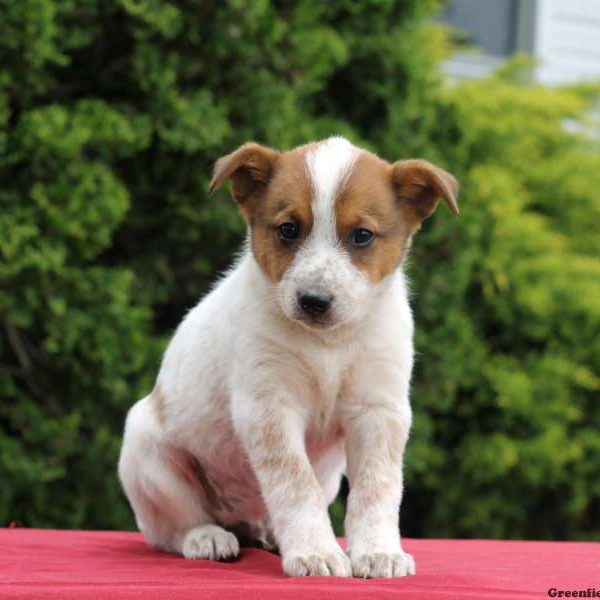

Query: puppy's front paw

[351,551,416,578]
[283,547,352,577]
[182,525,240,561]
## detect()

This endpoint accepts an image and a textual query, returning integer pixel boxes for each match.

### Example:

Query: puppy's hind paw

[182,525,240,561]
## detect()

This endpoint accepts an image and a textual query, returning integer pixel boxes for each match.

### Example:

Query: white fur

[306,135,359,244]
[279,138,370,328]
[119,137,416,578]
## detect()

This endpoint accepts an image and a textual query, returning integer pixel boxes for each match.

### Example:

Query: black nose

[298,293,333,318]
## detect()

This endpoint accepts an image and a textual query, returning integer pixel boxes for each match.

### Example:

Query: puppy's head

[209,137,459,331]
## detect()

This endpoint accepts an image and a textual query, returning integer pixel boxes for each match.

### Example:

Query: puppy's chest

[301,348,355,433]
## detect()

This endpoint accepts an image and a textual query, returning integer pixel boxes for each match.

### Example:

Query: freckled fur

[118,136,458,578]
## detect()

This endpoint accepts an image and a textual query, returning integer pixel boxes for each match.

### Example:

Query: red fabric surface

[0,529,598,599]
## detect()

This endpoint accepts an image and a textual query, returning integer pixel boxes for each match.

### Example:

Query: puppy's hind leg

[118,396,239,561]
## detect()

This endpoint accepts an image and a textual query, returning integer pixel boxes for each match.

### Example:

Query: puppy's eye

[278,222,299,241]
[351,228,374,247]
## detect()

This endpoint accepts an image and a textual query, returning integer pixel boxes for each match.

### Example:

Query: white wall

[533,0,600,85]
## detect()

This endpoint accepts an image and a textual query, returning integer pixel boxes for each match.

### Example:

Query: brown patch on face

[336,152,460,282]
[336,152,414,282]
[249,144,316,282]
[209,142,317,283]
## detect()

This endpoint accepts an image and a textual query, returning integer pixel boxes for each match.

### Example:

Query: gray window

[440,0,519,56]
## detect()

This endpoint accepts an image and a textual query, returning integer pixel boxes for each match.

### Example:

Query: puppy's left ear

[208,142,280,206]
[392,159,459,226]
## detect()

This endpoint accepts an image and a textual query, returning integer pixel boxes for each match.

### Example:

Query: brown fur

[336,153,459,282]
[392,159,459,222]
[208,142,280,209]
[336,152,414,282]
[209,142,318,282]
[345,417,406,522]
[184,454,235,513]
[151,382,166,426]
[167,447,235,514]
[249,419,320,506]
[249,145,315,282]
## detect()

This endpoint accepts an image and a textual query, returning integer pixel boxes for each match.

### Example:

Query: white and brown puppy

[118,137,459,578]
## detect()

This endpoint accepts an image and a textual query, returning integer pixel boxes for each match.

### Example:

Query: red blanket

[0,528,597,599]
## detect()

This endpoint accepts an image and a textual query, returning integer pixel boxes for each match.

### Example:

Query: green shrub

[1,0,599,539]
[405,76,600,539]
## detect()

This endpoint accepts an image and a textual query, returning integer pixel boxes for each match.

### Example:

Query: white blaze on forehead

[281,137,370,324]
[305,136,360,244]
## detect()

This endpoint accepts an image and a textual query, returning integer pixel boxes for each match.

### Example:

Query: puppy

[118,137,459,578]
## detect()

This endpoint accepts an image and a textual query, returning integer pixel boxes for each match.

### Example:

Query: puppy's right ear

[208,142,280,205]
